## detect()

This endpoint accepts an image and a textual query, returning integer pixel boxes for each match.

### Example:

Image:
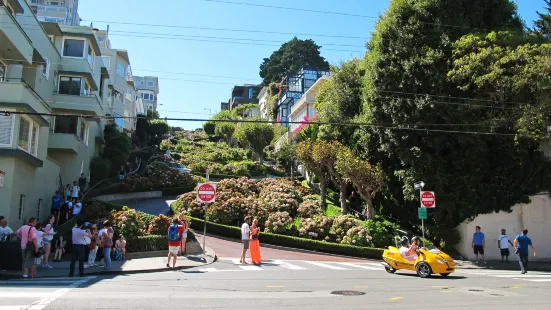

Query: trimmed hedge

[126,230,195,253]
[187,216,383,259]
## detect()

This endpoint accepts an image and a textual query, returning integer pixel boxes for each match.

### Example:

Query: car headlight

[436,258,445,264]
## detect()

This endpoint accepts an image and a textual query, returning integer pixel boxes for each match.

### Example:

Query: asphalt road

[3,252,551,309]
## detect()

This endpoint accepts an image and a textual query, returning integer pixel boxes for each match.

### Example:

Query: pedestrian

[178,214,188,256]
[471,226,486,265]
[239,216,252,264]
[78,173,87,198]
[65,184,72,201]
[498,228,514,264]
[34,223,44,270]
[115,235,126,260]
[71,181,80,203]
[249,218,262,265]
[53,236,66,262]
[119,166,126,180]
[87,225,98,267]
[72,198,83,217]
[167,218,183,269]
[100,221,114,270]
[41,215,56,268]
[0,216,14,241]
[59,196,72,224]
[514,229,537,274]
[14,218,39,278]
[69,220,91,277]
[50,191,63,220]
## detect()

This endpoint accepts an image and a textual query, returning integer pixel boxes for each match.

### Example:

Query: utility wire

[0,110,521,137]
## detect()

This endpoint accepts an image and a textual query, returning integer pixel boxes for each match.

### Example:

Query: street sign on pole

[418,207,427,220]
[420,191,436,208]
[197,183,216,203]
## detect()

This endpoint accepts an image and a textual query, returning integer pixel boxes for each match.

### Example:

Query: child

[53,236,67,262]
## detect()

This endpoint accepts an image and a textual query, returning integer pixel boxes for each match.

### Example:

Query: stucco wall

[456,193,551,260]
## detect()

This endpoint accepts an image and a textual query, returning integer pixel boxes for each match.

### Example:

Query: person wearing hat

[69,220,92,277]
[399,236,419,262]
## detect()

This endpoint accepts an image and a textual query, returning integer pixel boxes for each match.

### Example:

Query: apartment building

[225,84,261,110]
[257,87,269,119]
[28,0,80,26]
[0,0,109,225]
[288,75,329,132]
[133,76,159,113]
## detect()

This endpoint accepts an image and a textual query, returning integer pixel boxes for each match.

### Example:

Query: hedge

[126,230,195,253]
[187,216,383,259]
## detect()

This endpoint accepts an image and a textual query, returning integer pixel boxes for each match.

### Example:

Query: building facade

[28,0,80,26]
[133,76,159,113]
[257,87,269,119]
[0,0,110,225]
[288,75,329,132]
[228,84,261,110]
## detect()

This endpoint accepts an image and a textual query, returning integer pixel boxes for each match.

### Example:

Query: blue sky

[79,0,546,130]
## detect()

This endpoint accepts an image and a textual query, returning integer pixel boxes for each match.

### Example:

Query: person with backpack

[58,197,72,225]
[167,218,183,269]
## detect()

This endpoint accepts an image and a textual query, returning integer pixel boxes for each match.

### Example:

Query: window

[248,88,253,99]
[79,119,88,145]
[141,93,154,100]
[147,81,155,87]
[116,62,126,78]
[62,38,85,58]
[125,89,133,101]
[18,117,31,151]
[18,195,25,220]
[83,80,91,96]
[98,36,105,42]
[87,45,94,70]
[58,76,81,95]
[0,113,14,146]
[42,58,50,80]
[115,90,123,103]
[0,61,6,82]
[101,56,111,69]
[54,116,78,134]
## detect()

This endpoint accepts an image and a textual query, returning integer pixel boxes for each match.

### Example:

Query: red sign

[197,183,216,203]
[420,191,435,208]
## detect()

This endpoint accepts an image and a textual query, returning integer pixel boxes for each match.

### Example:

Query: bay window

[58,76,82,95]
[62,38,85,58]
[54,116,78,135]
[87,45,95,70]
[17,116,39,156]
[0,113,14,147]
[116,62,126,78]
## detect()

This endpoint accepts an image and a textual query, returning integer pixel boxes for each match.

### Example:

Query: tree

[532,0,551,40]
[148,119,169,146]
[259,37,329,85]
[312,141,349,215]
[102,124,132,176]
[233,118,274,163]
[203,121,216,135]
[297,140,328,210]
[213,110,237,144]
[359,0,525,245]
[274,141,298,171]
[335,148,384,219]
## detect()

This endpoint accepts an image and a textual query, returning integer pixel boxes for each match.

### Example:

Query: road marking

[513,279,551,282]
[231,259,262,270]
[432,286,449,288]
[197,267,220,272]
[388,296,404,301]
[441,290,456,293]
[491,275,551,278]
[0,306,31,310]
[337,262,382,270]
[301,261,347,270]
[353,286,369,288]
[272,260,305,270]
[266,286,284,288]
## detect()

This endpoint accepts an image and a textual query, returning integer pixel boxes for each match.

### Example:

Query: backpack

[167,225,180,242]
[60,201,70,213]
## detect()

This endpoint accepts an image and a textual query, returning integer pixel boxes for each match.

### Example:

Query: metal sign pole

[203,170,209,255]
[420,188,425,247]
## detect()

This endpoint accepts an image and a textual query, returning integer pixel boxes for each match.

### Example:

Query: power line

[0,110,522,137]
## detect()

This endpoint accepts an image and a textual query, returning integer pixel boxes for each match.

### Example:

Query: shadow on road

[392,272,466,280]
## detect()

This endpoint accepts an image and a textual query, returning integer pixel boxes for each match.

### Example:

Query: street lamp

[414,181,426,247]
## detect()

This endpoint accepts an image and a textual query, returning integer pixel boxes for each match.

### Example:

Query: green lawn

[301,180,342,216]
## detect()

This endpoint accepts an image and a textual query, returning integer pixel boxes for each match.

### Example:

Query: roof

[58,25,102,55]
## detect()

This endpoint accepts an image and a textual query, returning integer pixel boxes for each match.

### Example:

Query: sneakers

[42,264,53,269]
[482,261,487,265]
[166,264,171,268]
[84,264,89,269]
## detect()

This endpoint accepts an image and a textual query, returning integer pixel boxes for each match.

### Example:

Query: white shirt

[498,234,510,249]
[43,224,54,241]
[36,231,44,248]
[71,185,80,197]
[0,226,13,239]
[241,223,250,240]
[400,246,418,261]
[72,202,82,215]
[66,200,73,210]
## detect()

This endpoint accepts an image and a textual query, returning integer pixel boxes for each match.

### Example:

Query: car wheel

[440,273,450,277]
[416,262,432,278]
[385,267,396,274]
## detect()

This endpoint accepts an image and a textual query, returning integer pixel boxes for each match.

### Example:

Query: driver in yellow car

[399,236,419,261]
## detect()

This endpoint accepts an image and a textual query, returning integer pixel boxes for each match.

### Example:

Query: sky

[78,0,547,130]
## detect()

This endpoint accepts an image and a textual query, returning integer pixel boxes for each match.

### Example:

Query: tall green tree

[233,118,275,163]
[148,119,169,145]
[213,110,237,144]
[102,124,132,176]
[259,37,329,85]
[532,0,551,40]
[297,140,328,210]
[359,0,525,245]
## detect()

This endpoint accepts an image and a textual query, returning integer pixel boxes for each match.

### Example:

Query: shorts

[474,245,484,255]
[22,249,35,269]
[43,239,52,245]
[242,240,250,250]
[181,233,188,239]
[169,246,180,255]
[500,248,510,256]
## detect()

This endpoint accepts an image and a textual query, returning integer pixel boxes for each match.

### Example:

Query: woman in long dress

[249,219,261,265]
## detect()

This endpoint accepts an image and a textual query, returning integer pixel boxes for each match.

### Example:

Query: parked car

[168,162,192,174]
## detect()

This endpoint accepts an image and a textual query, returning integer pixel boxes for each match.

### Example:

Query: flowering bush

[218,177,260,197]
[160,139,173,151]
[173,192,204,218]
[264,212,293,234]
[294,184,310,198]
[124,176,154,192]
[146,162,197,191]
[302,195,320,203]
[298,216,334,241]
[297,200,323,218]
[341,226,374,247]
[148,214,172,235]
[206,196,252,225]
[259,179,300,216]
[332,215,360,243]
[363,219,399,247]
[111,206,146,237]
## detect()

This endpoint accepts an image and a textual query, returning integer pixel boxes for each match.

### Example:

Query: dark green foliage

[89,157,111,185]
[102,124,132,177]
[532,0,551,40]
[203,121,216,135]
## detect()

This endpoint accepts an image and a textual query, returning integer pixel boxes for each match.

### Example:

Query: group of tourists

[166,214,190,269]
[240,216,261,265]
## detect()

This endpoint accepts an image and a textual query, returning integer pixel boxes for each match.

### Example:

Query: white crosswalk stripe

[0,276,96,310]
[460,269,551,283]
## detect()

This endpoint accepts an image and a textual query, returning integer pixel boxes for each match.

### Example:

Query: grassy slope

[300,180,341,216]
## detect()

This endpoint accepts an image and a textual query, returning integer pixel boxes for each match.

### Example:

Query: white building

[28,0,80,26]
[258,87,269,119]
[288,75,329,132]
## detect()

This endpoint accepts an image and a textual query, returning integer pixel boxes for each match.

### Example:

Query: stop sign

[197,183,216,203]
[420,191,436,208]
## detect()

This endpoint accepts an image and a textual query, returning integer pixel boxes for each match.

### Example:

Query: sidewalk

[0,246,216,279]
[454,259,551,272]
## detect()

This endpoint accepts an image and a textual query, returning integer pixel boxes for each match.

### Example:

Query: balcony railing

[0,78,51,110]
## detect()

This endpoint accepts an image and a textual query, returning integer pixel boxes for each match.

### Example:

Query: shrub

[362,218,400,248]
[173,192,204,218]
[159,139,173,151]
[124,176,154,192]
[259,178,300,216]
[146,162,197,191]
[148,214,172,235]
[297,200,323,218]
[138,211,156,229]
[341,226,374,247]
[218,177,260,196]
[171,153,182,160]
[90,157,111,185]
[111,206,146,237]
[298,216,334,241]
[332,215,360,243]
[206,197,248,225]
[80,200,118,223]
[264,212,292,234]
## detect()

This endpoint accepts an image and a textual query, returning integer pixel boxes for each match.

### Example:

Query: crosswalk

[461,269,551,283]
[0,276,96,310]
